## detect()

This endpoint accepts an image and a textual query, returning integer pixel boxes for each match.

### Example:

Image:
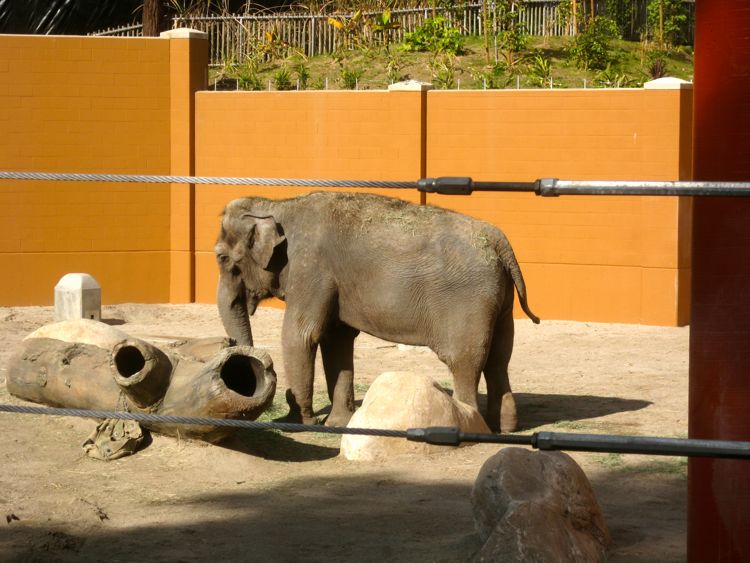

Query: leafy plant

[472,63,512,89]
[310,76,327,90]
[237,64,262,91]
[568,16,620,70]
[295,62,311,90]
[647,0,690,47]
[339,65,364,89]
[402,16,464,55]
[428,53,458,89]
[496,1,530,66]
[603,0,636,38]
[328,10,365,51]
[648,56,668,79]
[556,0,574,35]
[528,52,552,87]
[385,50,408,83]
[259,26,290,61]
[594,63,640,88]
[273,66,294,91]
[368,9,401,48]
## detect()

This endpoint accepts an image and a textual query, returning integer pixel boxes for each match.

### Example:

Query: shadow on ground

[219,429,340,462]
[1,474,480,563]
[509,393,651,431]
[1,461,686,563]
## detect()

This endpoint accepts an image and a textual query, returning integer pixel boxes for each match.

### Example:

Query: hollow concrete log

[6,320,277,442]
[7,338,128,411]
[111,338,172,409]
[156,346,276,442]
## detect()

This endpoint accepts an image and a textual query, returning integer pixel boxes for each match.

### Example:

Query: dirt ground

[0,303,689,562]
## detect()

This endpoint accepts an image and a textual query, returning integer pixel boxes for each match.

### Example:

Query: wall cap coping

[388,80,434,92]
[160,28,208,39]
[643,76,693,90]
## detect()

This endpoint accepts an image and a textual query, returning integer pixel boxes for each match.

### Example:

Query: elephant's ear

[247,215,286,270]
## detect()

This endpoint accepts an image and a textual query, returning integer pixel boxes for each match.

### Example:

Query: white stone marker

[54,273,102,322]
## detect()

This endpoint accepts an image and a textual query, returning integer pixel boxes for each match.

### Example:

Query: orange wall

[425,89,693,325]
[0,33,693,326]
[0,35,172,305]
[193,90,425,303]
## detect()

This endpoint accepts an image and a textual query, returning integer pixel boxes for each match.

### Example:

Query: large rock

[471,448,610,562]
[340,371,490,461]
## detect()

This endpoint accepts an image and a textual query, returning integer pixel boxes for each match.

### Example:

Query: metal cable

[3,403,750,458]
[0,171,416,190]
[0,403,407,438]
[5,171,750,197]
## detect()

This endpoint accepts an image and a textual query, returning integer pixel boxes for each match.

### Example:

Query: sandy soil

[0,303,689,562]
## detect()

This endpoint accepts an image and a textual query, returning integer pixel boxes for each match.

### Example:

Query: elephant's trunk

[217,275,254,346]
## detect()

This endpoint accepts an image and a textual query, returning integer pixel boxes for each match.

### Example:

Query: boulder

[471,447,610,562]
[25,318,128,349]
[340,371,490,461]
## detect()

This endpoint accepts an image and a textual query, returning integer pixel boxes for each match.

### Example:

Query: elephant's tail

[498,237,541,324]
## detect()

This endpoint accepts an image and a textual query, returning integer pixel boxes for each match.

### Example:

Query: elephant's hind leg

[320,323,359,427]
[483,310,516,433]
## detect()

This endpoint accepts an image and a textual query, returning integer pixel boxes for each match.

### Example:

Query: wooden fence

[91,0,694,65]
[175,2,574,63]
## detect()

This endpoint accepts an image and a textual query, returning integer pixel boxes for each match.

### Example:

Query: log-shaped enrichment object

[6,320,277,442]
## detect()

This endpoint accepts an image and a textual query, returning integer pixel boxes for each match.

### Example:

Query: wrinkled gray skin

[215,192,539,432]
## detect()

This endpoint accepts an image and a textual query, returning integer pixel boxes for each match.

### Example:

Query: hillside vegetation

[209,13,694,91]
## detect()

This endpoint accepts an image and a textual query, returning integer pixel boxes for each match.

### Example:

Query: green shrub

[339,66,364,89]
[528,53,552,87]
[428,54,458,89]
[237,66,262,91]
[295,62,310,90]
[568,16,620,70]
[402,16,464,55]
[647,0,690,47]
[497,1,530,57]
[273,67,294,91]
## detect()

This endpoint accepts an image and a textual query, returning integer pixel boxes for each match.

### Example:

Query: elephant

[214,191,539,433]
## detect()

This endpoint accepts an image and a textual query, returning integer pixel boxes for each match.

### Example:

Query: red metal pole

[690,2,750,561]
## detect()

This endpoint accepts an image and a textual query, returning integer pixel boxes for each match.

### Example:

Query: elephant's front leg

[281,313,320,425]
[320,323,359,427]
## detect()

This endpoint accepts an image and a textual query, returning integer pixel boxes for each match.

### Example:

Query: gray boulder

[472,447,610,562]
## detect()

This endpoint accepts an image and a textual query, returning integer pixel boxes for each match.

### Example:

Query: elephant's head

[215,204,286,346]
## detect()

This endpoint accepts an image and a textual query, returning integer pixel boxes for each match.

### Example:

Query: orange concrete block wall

[426,89,693,325]
[192,90,425,304]
[0,35,173,305]
[0,33,693,326]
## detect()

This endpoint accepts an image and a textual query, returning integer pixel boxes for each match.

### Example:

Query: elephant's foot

[499,392,518,433]
[324,410,353,428]
[276,410,320,427]
[281,389,320,426]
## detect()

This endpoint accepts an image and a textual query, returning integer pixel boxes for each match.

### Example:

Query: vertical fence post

[689,2,750,561]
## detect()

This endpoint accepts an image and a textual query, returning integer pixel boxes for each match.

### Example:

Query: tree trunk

[143,0,166,37]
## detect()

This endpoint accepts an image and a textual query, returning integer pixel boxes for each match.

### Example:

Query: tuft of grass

[552,419,591,431]
[596,452,626,468]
